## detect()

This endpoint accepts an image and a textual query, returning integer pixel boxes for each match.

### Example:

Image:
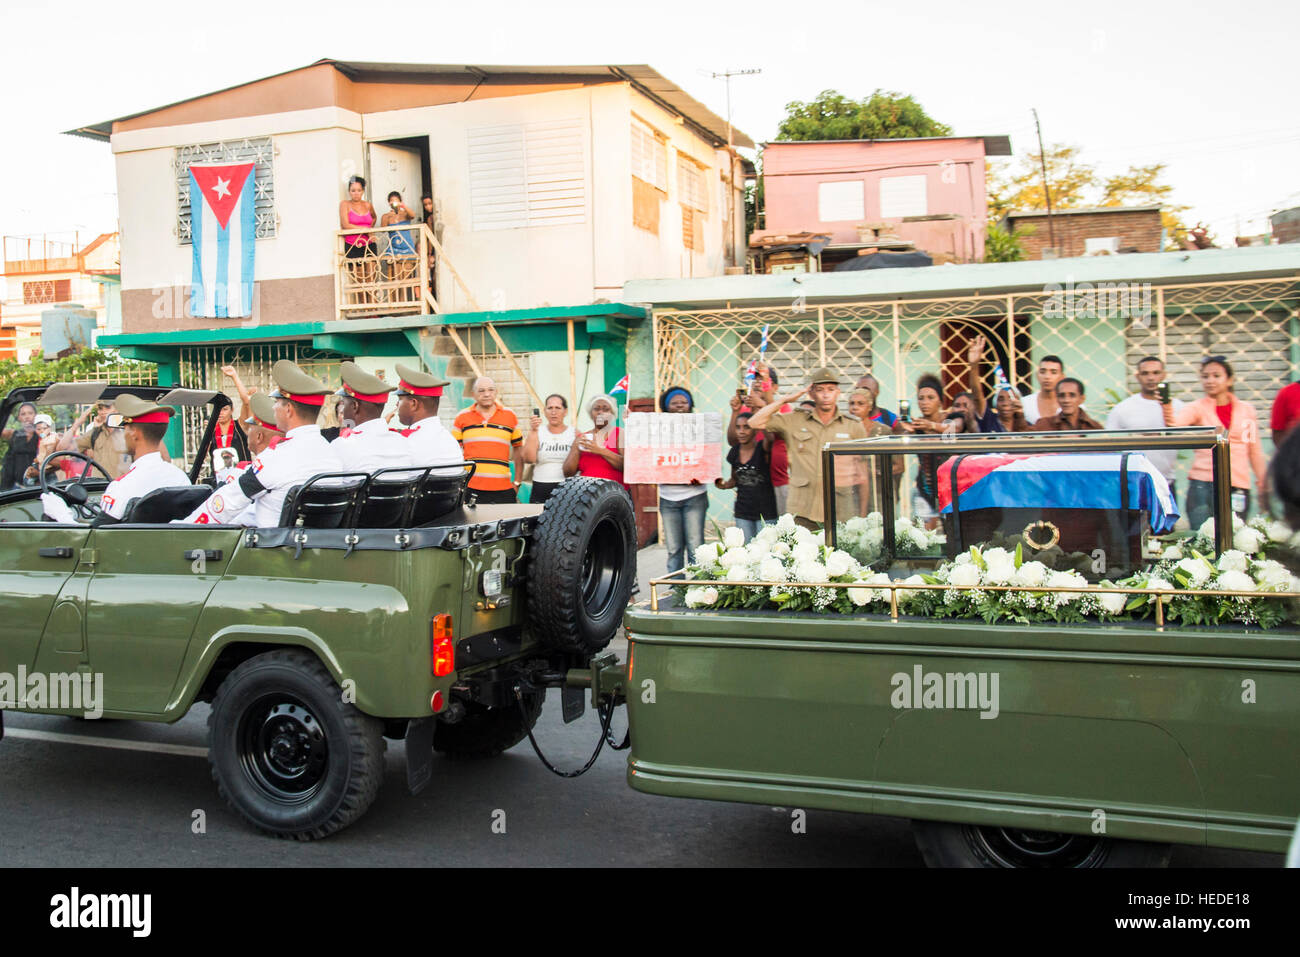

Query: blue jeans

[1186,478,1249,531]
[735,517,774,543]
[661,492,708,574]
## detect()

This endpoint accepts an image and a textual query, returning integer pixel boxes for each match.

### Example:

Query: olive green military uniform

[762,368,869,525]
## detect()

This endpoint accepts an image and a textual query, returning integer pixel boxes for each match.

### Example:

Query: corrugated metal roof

[64,59,752,149]
[762,135,1012,156]
[622,245,1300,308]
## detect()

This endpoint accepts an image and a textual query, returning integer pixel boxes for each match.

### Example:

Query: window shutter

[469,120,586,231]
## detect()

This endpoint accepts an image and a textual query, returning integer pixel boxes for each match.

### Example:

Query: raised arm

[967,335,988,418]
[748,387,806,431]
[523,415,542,464]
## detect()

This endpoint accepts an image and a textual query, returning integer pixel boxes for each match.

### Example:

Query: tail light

[432,614,454,676]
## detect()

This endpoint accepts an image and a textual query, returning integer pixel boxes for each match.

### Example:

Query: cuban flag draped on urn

[188,162,256,318]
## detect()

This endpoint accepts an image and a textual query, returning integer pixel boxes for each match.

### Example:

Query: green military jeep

[0,382,635,839]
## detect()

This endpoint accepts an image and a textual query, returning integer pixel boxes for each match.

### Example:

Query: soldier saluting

[42,394,190,525]
[330,361,413,472]
[183,360,342,526]
[392,362,463,466]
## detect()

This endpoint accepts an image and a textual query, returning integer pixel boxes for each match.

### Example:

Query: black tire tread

[208,648,386,841]
[911,819,1173,868]
[527,478,636,656]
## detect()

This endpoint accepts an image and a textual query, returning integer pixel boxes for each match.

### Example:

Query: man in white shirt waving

[183,360,343,527]
[392,362,464,466]
[330,361,413,473]
[41,394,190,525]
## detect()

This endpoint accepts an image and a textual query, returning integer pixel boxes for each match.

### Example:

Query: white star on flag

[211,176,231,200]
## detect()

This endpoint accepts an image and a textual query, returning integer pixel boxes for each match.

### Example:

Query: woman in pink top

[1165,355,1267,528]
[565,393,625,490]
[339,175,378,301]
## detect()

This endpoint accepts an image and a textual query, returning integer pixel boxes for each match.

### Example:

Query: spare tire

[528,477,636,655]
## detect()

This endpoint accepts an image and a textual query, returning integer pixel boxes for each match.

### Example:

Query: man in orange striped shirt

[453,376,524,503]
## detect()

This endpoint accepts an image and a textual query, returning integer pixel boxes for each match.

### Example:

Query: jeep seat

[356,467,429,528]
[122,486,215,524]
[409,463,476,526]
[277,473,369,529]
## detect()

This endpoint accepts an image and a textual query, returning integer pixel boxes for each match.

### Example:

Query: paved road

[0,547,1282,867]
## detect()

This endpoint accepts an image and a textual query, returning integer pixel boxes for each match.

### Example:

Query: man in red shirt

[1271,381,1300,446]
[452,376,524,504]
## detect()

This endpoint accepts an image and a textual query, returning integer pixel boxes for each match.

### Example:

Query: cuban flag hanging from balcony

[189,163,256,318]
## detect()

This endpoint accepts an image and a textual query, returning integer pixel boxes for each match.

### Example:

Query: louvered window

[631,119,667,191]
[469,120,586,231]
[676,155,708,212]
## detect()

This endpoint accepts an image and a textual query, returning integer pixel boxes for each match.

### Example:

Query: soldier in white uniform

[183,360,343,527]
[41,394,190,525]
[330,361,414,473]
[392,362,464,467]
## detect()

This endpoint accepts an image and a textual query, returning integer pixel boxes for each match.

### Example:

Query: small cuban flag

[609,374,629,394]
[993,363,1014,393]
[189,162,256,318]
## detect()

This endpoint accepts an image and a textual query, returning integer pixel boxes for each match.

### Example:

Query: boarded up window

[631,119,667,191]
[676,155,708,212]
[879,175,927,218]
[633,176,662,234]
[818,180,864,222]
[23,279,71,304]
[468,120,586,230]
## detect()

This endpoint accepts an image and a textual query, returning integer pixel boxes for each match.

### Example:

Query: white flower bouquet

[835,512,945,566]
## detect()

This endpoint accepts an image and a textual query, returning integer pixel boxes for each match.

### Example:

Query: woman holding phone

[524,394,576,505]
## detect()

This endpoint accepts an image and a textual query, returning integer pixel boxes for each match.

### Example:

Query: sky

[3,0,1298,256]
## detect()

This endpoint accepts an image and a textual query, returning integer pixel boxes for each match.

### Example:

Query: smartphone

[898,398,911,423]
[736,389,746,401]
[532,407,540,417]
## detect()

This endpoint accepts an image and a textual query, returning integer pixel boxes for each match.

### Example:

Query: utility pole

[1032,108,1057,253]
[712,67,760,267]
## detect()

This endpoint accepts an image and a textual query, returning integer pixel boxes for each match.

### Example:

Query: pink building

[758,135,1012,264]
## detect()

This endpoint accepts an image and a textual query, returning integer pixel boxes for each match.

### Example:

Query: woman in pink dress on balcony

[339,175,378,301]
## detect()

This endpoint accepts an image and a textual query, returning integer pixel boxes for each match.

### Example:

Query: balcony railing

[334,221,478,320]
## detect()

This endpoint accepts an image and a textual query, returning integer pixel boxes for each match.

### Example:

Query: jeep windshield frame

[0,383,230,497]
[820,427,1232,564]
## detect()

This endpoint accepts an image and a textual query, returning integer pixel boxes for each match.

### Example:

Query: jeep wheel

[911,820,1172,868]
[208,649,386,840]
[433,689,544,759]
[528,478,636,656]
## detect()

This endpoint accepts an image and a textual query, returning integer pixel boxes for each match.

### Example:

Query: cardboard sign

[624,412,723,485]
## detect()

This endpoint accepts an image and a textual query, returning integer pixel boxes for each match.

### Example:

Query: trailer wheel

[433,689,545,759]
[912,820,1172,868]
[528,478,636,656]
[208,649,386,840]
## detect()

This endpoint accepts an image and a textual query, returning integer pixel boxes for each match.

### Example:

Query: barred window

[176,137,276,245]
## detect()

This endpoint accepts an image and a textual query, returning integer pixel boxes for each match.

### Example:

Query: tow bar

[515,652,628,777]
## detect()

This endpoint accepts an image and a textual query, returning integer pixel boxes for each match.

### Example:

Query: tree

[775,90,952,141]
[988,148,1192,251]
[987,144,1097,219]
[1100,163,1191,250]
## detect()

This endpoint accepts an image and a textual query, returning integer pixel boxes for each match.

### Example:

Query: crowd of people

[13,346,1298,559]
[698,344,1300,546]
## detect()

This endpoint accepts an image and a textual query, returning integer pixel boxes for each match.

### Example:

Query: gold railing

[334,221,479,320]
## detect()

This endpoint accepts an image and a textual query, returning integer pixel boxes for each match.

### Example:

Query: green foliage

[0,349,155,398]
[983,221,1035,262]
[775,90,952,142]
